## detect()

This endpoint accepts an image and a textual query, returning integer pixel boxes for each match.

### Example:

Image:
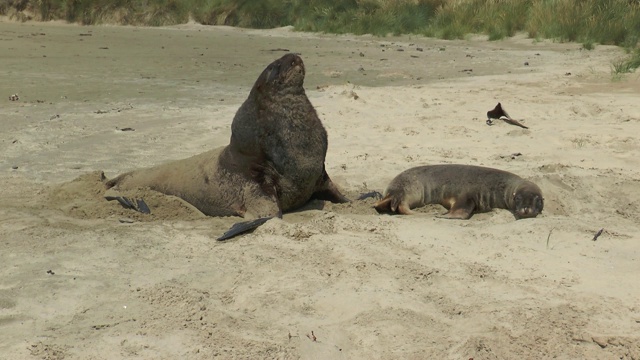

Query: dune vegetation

[2,0,640,72]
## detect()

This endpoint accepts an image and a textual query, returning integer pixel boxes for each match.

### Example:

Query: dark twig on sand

[592,228,604,241]
[499,152,522,160]
[306,331,317,342]
[546,228,554,249]
[264,48,290,52]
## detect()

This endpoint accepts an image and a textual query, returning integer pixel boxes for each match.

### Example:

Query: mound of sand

[47,171,206,222]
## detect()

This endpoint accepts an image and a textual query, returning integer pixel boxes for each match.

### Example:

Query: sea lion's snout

[281,54,303,70]
[260,54,305,91]
[515,205,538,219]
[513,189,544,219]
[281,54,305,83]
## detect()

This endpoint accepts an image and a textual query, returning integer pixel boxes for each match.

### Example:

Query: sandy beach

[1,19,640,359]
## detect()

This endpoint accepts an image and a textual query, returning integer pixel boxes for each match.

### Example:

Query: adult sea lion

[374,164,543,219]
[106,53,349,240]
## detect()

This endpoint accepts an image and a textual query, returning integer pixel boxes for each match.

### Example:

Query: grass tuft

[612,48,640,75]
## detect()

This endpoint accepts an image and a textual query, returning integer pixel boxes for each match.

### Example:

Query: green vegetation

[526,0,640,49]
[425,0,531,41]
[612,48,640,75]
[2,0,640,71]
[3,0,640,47]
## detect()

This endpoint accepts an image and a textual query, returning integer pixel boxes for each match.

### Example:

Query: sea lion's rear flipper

[136,199,151,214]
[105,195,151,214]
[104,195,135,209]
[374,195,414,215]
[312,169,350,203]
[217,216,275,241]
[374,196,392,213]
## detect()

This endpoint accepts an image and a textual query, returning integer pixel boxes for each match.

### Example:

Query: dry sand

[1,19,640,359]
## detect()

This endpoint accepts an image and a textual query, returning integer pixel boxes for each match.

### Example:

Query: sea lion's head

[512,181,544,219]
[253,53,306,96]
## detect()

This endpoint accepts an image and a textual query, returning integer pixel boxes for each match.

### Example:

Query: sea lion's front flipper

[437,209,473,219]
[397,202,414,215]
[436,197,474,220]
[311,169,350,203]
[217,216,275,241]
[218,180,282,241]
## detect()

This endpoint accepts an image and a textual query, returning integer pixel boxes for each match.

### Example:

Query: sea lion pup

[106,53,349,240]
[374,165,543,220]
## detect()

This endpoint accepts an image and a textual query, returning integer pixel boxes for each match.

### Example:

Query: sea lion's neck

[257,86,305,100]
[503,180,523,210]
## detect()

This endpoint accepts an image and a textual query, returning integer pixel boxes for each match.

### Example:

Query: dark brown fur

[106,54,348,234]
[374,165,543,220]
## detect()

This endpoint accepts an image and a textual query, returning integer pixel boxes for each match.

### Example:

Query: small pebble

[592,336,608,348]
